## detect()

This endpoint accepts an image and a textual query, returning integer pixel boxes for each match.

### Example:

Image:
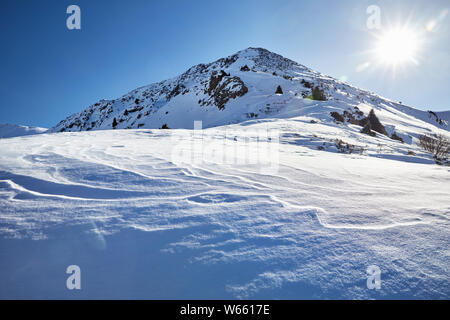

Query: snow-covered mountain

[0,123,47,139]
[49,47,449,136]
[1,48,449,299]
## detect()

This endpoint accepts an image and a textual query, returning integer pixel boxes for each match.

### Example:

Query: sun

[374,27,420,67]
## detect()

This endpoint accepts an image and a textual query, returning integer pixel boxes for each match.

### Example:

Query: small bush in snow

[301,79,314,89]
[359,109,387,136]
[275,85,283,94]
[418,134,450,160]
[361,122,376,137]
[333,139,364,154]
[330,112,344,123]
[312,86,326,101]
[367,109,388,135]
[391,132,404,143]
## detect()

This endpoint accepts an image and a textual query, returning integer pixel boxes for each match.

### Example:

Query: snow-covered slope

[49,48,449,136]
[435,110,450,124]
[0,126,449,299]
[0,123,47,139]
[1,48,449,299]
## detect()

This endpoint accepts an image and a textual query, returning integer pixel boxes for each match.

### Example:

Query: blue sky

[0,0,448,128]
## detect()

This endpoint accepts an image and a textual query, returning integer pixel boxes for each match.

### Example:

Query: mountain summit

[49,47,449,133]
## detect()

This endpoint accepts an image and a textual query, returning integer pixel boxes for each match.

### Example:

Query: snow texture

[0,48,449,299]
[0,124,47,139]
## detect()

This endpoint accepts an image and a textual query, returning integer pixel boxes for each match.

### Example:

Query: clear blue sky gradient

[0,0,448,128]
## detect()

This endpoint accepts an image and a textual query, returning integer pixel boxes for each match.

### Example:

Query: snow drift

[0,123,47,139]
[1,48,449,299]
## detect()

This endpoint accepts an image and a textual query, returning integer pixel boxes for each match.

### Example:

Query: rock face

[204,71,248,110]
[49,47,450,132]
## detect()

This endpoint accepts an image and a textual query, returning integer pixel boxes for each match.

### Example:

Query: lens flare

[375,27,420,66]
[426,9,448,32]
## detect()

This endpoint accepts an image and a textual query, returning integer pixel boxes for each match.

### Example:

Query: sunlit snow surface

[0,121,449,299]
[0,123,46,139]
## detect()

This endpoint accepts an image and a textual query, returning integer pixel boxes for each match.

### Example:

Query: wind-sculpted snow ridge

[0,127,449,299]
[49,47,449,136]
[0,123,47,139]
[2,48,449,299]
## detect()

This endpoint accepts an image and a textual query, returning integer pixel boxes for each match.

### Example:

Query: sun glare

[375,27,420,66]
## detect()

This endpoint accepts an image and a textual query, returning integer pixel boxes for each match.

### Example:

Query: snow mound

[0,123,47,139]
[1,48,449,299]
[0,126,449,299]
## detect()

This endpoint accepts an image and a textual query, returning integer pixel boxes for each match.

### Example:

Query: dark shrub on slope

[330,112,344,123]
[361,122,376,137]
[312,86,326,101]
[275,85,283,94]
[418,134,450,159]
[391,132,404,143]
[367,109,388,135]
[301,79,314,89]
[359,109,387,136]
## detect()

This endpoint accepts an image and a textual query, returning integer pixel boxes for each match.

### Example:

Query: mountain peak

[49,48,449,134]
[221,47,307,74]
[236,47,273,56]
